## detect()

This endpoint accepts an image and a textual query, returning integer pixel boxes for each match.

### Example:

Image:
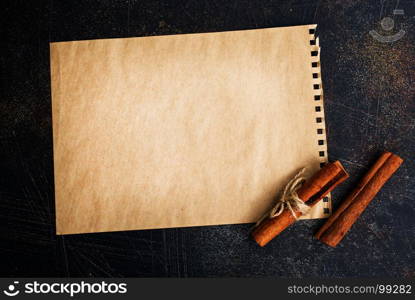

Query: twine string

[255,168,310,227]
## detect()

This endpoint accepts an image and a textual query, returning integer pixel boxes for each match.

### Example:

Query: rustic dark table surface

[1,0,414,277]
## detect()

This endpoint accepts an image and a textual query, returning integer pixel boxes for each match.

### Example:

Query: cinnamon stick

[315,152,403,247]
[252,161,349,247]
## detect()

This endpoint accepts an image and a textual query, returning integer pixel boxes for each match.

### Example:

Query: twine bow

[255,168,310,227]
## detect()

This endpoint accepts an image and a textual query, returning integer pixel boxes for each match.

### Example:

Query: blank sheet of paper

[51,24,329,234]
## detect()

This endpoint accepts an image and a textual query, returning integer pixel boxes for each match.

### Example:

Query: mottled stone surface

[0,0,414,277]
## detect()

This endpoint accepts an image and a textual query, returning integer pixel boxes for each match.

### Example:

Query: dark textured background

[0,0,414,277]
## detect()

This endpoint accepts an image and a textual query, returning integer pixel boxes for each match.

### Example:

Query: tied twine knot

[255,168,310,227]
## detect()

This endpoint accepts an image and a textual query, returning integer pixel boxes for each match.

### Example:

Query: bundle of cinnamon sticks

[252,161,348,246]
[252,151,403,247]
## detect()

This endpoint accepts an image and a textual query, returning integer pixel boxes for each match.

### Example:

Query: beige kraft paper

[50,24,329,234]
